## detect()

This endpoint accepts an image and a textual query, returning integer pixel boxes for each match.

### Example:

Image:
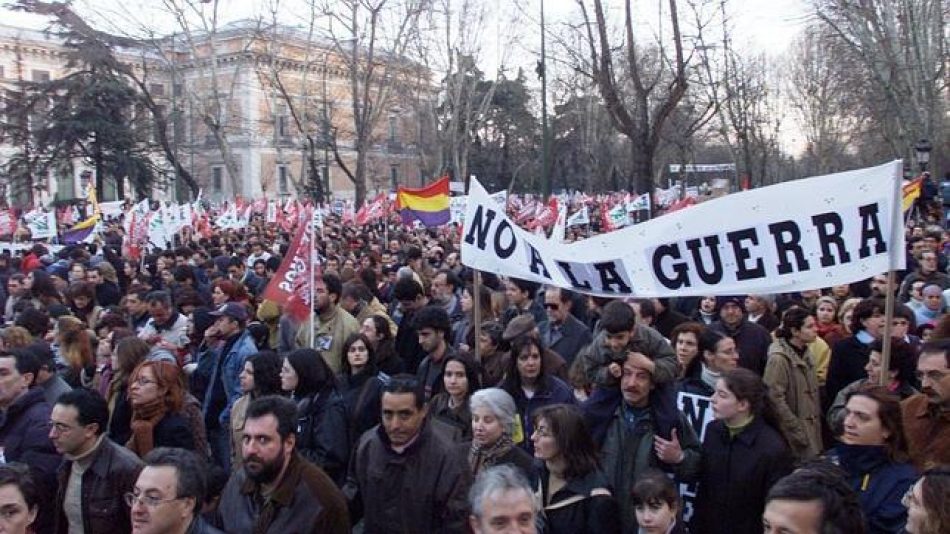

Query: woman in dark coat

[692,368,793,534]
[532,404,621,534]
[501,336,575,455]
[126,360,196,456]
[337,333,386,439]
[281,348,350,485]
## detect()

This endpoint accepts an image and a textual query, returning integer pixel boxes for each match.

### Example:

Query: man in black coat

[0,349,62,534]
[392,277,428,373]
[710,296,773,376]
[538,286,593,367]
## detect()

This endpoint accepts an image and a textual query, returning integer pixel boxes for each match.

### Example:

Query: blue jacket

[201,329,258,427]
[505,375,576,455]
[828,444,917,534]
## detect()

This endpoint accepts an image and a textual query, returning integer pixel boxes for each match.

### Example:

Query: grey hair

[469,465,537,520]
[396,266,415,281]
[469,388,517,435]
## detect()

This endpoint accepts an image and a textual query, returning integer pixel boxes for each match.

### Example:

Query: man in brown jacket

[51,388,143,534]
[216,395,350,534]
[901,339,950,470]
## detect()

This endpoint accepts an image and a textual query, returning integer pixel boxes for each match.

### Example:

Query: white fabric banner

[566,206,590,227]
[24,211,57,240]
[461,161,905,297]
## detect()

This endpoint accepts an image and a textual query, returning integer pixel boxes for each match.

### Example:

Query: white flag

[566,206,590,227]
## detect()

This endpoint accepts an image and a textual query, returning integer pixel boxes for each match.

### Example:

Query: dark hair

[850,298,885,334]
[670,322,705,377]
[775,307,813,340]
[917,466,950,534]
[55,388,110,436]
[437,269,463,292]
[844,385,909,462]
[441,353,482,398]
[505,277,540,298]
[245,351,283,398]
[0,464,40,513]
[341,281,373,303]
[867,338,915,384]
[532,404,599,480]
[340,333,377,376]
[381,374,426,409]
[503,336,546,392]
[600,300,636,333]
[766,463,865,534]
[145,290,173,308]
[15,308,51,338]
[412,305,451,337]
[631,469,680,510]
[245,395,299,440]
[66,281,96,303]
[114,337,150,376]
[0,348,41,384]
[633,299,656,322]
[321,272,343,300]
[172,265,197,284]
[365,315,393,342]
[918,338,950,367]
[392,277,424,301]
[719,368,788,445]
[21,341,55,371]
[698,329,729,355]
[283,349,336,397]
[141,448,207,514]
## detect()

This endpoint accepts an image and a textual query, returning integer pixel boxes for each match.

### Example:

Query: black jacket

[54,438,144,534]
[710,320,773,376]
[0,387,62,534]
[692,417,793,534]
[539,314,594,367]
[295,390,350,486]
[826,335,873,408]
[151,412,197,452]
[337,371,385,440]
[537,466,622,534]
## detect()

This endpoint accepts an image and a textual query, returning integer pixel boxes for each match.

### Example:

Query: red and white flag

[262,207,319,320]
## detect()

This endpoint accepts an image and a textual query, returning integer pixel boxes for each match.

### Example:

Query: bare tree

[320,0,430,206]
[813,0,947,166]
[576,0,688,212]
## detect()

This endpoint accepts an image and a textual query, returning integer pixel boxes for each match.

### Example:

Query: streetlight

[915,139,932,173]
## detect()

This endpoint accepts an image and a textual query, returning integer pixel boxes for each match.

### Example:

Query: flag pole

[309,208,316,350]
[473,269,482,365]
[879,161,904,385]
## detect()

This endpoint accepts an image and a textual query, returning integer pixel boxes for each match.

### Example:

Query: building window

[31,70,50,83]
[388,115,397,143]
[212,166,223,194]
[390,164,398,188]
[55,173,74,201]
[149,84,165,97]
[277,115,290,137]
[278,165,290,194]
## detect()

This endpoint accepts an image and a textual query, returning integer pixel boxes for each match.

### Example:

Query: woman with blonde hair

[126,360,196,457]
[0,326,32,351]
[55,315,94,387]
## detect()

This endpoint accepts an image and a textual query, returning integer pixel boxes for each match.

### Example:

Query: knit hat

[715,295,745,313]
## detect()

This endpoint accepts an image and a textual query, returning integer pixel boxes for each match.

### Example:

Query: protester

[126,360,196,456]
[469,388,537,482]
[532,404,621,534]
[762,463,865,534]
[414,305,456,400]
[902,466,950,534]
[692,368,793,534]
[468,464,539,534]
[631,470,686,534]
[901,339,950,469]
[106,336,150,445]
[670,321,704,381]
[829,385,918,532]
[428,353,480,440]
[229,350,282,470]
[280,348,349,485]
[293,272,360,374]
[826,297,886,405]
[216,395,350,533]
[358,314,404,375]
[0,465,40,534]
[710,295,772,375]
[680,329,738,397]
[337,333,387,439]
[130,447,225,534]
[539,286,593,366]
[764,307,823,461]
[50,388,143,534]
[344,375,470,533]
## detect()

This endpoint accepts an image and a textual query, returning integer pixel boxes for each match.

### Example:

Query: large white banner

[461,161,905,297]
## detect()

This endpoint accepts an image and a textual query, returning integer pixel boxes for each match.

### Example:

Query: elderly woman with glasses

[469,388,537,483]
[126,361,196,457]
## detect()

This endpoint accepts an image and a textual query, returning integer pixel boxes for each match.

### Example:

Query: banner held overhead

[460,160,905,298]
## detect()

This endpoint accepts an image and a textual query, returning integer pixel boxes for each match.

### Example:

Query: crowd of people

[0,212,947,534]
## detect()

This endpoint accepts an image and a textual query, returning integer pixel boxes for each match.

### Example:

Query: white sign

[677,392,715,523]
[670,163,737,173]
[461,161,904,297]
[450,196,468,225]
[24,211,57,240]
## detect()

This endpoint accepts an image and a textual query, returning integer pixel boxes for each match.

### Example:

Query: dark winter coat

[54,438,144,534]
[710,320,773,376]
[337,371,386,440]
[826,335,873,407]
[0,387,62,534]
[294,389,350,486]
[827,444,917,534]
[344,417,471,534]
[692,417,793,534]
[504,375,576,455]
[536,466,622,534]
[538,313,594,367]
[150,412,197,452]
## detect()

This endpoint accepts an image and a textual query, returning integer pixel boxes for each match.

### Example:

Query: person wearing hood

[709,295,772,376]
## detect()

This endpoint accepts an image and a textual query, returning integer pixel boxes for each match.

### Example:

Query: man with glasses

[129,448,223,534]
[902,339,950,469]
[538,286,592,366]
[50,388,142,534]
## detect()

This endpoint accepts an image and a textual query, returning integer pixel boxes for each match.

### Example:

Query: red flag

[533,197,559,229]
[262,207,319,321]
[355,194,387,226]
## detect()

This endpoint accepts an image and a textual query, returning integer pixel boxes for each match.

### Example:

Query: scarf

[700,365,721,392]
[127,397,168,457]
[469,433,515,474]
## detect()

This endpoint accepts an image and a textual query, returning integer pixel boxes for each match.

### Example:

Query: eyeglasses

[132,377,157,387]
[49,422,78,434]
[544,302,559,310]
[124,492,182,508]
